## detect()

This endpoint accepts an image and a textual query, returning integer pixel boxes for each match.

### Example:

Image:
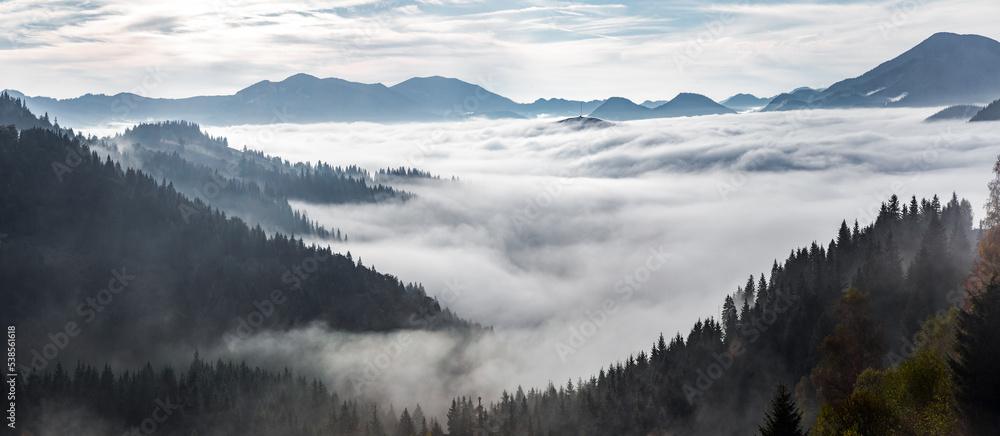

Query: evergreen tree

[757,383,808,436]
[368,405,385,436]
[950,280,1000,433]
[722,295,739,341]
[397,408,416,436]
[430,418,445,436]
[904,212,954,330]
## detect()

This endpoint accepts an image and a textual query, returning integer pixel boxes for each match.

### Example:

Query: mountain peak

[765,32,1000,110]
[283,73,320,82]
[603,97,640,105]
[669,93,716,104]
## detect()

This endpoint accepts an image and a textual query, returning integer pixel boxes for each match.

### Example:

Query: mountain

[7,75,613,125]
[15,32,1000,124]
[522,97,607,117]
[970,99,1000,121]
[226,73,432,123]
[588,97,653,121]
[389,76,521,118]
[588,94,734,121]
[5,74,436,126]
[763,32,1000,111]
[720,93,773,111]
[925,105,984,122]
[651,93,736,117]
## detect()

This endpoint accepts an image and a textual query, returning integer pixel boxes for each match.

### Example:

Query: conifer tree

[758,383,808,436]
[950,280,1000,433]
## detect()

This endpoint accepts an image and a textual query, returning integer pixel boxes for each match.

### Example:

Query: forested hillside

[16,353,449,436]
[102,119,411,238]
[112,120,410,204]
[0,103,473,377]
[453,192,982,435]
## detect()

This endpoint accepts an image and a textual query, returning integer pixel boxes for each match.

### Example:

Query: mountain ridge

[8,32,1000,124]
[763,32,1000,111]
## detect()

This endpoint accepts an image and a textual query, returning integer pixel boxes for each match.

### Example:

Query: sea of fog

[85,107,999,417]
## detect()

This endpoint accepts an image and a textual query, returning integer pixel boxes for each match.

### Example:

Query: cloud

[4,0,1000,103]
[181,107,997,419]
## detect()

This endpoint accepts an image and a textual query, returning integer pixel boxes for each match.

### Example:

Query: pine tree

[397,408,416,436]
[757,382,808,436]
[950,280,1000,433]
[368,405,385,436]
[904,212,954,330]
[722,295,739,341]
[430,418,445,436]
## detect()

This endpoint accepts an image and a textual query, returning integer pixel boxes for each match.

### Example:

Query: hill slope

[970,99,1000,121]
[0,97,470,370]
[925,105,984,122]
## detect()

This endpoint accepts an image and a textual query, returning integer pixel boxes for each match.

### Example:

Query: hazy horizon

[3,0,1000,102]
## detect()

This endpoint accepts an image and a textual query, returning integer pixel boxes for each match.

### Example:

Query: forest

[2,91,999,435]
[0,96,474,383]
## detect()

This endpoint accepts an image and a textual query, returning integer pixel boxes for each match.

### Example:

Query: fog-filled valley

[204,108,994,416]
[4,90,997,433]
[5,12,1000,432]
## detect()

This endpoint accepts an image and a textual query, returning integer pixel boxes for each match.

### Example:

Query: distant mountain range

[720,93,774,111]
[5,32,1000,125]
[3,75,607,126]
[763,32,1000,111]
[589,93,736,121]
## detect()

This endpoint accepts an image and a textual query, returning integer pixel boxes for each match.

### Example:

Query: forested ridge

[16,353,449,436]
[111,119,411,204]
[448,191,986,435]
[0,99,473,383]
[105,119,410,238]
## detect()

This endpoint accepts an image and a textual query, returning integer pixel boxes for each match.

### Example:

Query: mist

[117,107,991,418]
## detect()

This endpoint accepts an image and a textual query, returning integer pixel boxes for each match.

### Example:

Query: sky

[183,107,994,416]
[2,0,1000,103]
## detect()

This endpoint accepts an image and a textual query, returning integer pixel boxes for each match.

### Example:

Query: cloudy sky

[2,0,999,102]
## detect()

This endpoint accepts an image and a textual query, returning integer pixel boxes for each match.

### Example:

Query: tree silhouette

[758,382,808,436]
[950,280,1000,433]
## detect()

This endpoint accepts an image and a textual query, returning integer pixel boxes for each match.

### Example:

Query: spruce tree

[950,280,1000,433]
[758,382,808,436]
[398,408,416,436]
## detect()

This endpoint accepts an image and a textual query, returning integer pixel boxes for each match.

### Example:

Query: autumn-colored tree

[967,153,1000,294]
[815,313,961,436]
[811,287,883,405]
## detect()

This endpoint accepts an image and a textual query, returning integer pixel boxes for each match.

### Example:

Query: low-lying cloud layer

[193,108,998,416]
